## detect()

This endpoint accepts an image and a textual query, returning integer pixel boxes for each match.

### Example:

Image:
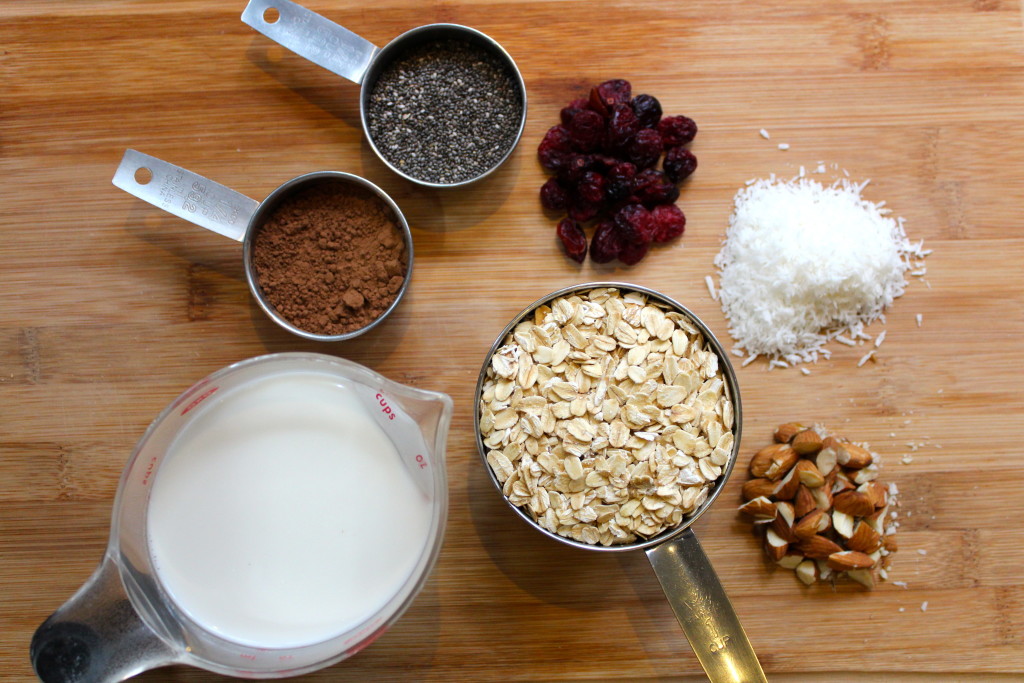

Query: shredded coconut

[705,275,718,301]
[713,175,926,367]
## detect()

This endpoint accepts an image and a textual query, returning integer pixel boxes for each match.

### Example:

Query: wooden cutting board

[2,0,1023,680]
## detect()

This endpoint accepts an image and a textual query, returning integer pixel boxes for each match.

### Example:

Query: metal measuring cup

[241,0,528,188]
[475,282,767,683]
[112,149,413,342]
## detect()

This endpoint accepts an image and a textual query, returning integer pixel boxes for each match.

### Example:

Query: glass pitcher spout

[31,552,179,683]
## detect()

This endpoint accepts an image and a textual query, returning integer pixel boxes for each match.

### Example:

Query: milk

[147,369,433,649]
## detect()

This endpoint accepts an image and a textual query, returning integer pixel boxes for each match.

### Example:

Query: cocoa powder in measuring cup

[251,180,407,336]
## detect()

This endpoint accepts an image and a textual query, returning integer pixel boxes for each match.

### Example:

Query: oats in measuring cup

[479,287,734,546]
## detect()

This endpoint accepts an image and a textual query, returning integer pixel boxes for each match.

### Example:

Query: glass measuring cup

[241,0,527,188]
[475,283,766,683]
[31,352,452,681]
[112,149,414,342]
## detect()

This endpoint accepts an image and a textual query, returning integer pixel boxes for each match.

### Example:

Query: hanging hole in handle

[133,167,153,185]
[262,7,280,23]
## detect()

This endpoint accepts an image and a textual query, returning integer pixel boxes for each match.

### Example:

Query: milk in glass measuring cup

[31,353,452,681]
[241,0,527,187]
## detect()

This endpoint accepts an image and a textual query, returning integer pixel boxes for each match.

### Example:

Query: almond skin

[738,496,777,522]
[797,535,844,559]
[773,422,805,444]
[836,442,873,469]
[847,521,883,553]
[742,478,777,501]
[834,490,876,517]
[749,444,798,481]
[764,528,789,561]
[794,485,817,518]
[793,509,828,539]
[794,459,825,488]
[831,473,855,495]
[826,550,875,571]
[791,429,824,456]
[773,466,801,501]
[859,481,888,508]
[771,501,797,542]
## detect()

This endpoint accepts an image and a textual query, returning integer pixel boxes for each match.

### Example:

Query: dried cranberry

[588,154,620,171]
[588,87,610,117]
[632,169,679,207]
[631,94,663,129]
[540,177,569,212]
[618,240,649,266]
[568,196,600,223]
[606,104,640,152]
[577,171,606,206]
[560,98,591,126]
[628,128,664,170]
[614,203,656,245]
[558,153,595,184]
[589,221,623,264]
[537,125,573,172]
[651,204,686,242]
[568,109,605,152]
[596,79,632,108]
[557,218,588,263]
[663,147,698,183]
[605,161,637,205]
[658,115,698,148]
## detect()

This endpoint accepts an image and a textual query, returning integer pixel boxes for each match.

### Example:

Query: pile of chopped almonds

[479,287,734,546]
[738,423,898,588]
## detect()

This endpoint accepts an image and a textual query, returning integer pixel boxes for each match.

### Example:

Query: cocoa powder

[251,179,407,336]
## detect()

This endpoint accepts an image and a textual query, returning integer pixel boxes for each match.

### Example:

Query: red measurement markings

[415,454,428,469]
[375,393,396,421]
[140,456,158,486]
[181,386,219,416]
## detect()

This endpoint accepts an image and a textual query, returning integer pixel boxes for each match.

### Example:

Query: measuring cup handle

[646,529,767,683]
[112,149,259,242]
[30,553,179,682]
[241,0,380,84]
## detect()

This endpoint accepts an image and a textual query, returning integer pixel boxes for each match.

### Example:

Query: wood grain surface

[2,0,1024,680]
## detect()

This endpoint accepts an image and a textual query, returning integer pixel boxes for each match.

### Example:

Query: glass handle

[646,529,767,683]
[241,0,380,84]
[30,552,179,682]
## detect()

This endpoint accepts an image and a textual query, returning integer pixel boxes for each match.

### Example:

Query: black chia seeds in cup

[366,39,524,185]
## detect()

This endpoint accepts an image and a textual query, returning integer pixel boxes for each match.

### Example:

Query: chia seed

[367,39,523,184]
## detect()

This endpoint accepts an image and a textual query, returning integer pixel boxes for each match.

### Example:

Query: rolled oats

[480,288,735,546]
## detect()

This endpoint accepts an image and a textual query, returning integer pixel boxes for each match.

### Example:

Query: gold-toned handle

[646,529,767,682]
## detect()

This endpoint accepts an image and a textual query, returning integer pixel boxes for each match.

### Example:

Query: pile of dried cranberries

[537,79,698,265]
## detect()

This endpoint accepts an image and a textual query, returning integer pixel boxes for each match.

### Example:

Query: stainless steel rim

[359,23,528,189]
[474,282,743,553]
[242,171,413,342]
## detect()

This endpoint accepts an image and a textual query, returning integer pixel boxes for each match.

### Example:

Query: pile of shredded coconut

[712,175,928,368]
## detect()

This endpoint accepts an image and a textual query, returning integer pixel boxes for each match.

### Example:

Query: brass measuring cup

[112,149,413,342]
[241,0,527,188]
[475,282,766,683]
